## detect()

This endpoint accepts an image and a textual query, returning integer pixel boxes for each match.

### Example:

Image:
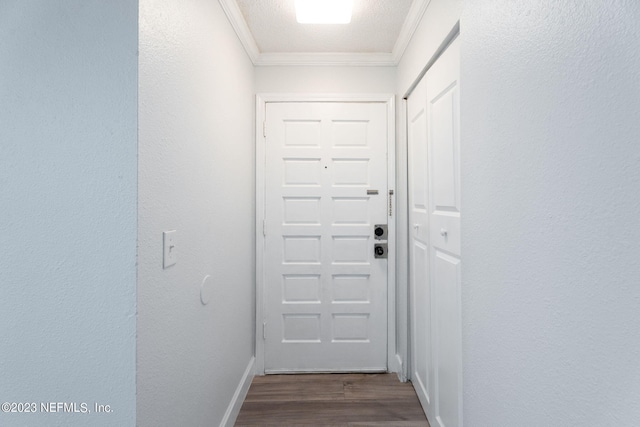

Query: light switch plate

[163,230,177,268]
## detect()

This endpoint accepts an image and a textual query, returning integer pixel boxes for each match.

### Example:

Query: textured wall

[461,1,640,425]
[137,0,255,425]
[0,1,138,426]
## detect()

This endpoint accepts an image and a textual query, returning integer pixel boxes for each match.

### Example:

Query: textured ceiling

[235,0,414,53]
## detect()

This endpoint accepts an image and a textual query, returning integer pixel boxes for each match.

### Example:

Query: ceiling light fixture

[295,0,353,24]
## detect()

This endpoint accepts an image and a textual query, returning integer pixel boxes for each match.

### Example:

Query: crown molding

[218,0,259,63]
[220,0,429,67]
[392,0,431,63]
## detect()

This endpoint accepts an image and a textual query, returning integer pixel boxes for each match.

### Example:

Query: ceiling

[219,0,429,66]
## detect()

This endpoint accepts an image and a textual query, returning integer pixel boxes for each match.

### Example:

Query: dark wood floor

[235,373,429,426]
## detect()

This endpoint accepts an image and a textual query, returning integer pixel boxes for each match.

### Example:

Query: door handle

[440,228,448,237]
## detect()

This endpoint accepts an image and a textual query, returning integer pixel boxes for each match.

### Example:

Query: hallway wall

[461,1,640,425]
[0,1,138,425]
[137,0,255,425]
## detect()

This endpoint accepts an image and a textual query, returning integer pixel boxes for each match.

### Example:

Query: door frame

[255,93,397,375]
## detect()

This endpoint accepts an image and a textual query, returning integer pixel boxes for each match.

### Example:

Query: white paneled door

[409,37,462,427]
[263,102,389,373]
[408,72,433,413]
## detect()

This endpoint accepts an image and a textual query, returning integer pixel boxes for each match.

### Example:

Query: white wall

[255,66,396,93]
[137,0,255,425]
[0,1,138,426]
[461,1,640,425]
[396,0,462,97]
[395,0,462,381]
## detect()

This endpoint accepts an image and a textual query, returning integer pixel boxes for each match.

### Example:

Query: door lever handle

[440,228,448,237]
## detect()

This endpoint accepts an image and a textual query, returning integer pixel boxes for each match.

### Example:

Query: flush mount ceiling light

[295,0,353,24]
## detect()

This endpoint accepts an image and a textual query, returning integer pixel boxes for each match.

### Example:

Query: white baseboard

[395,353,407,382]
[220,356,255,427]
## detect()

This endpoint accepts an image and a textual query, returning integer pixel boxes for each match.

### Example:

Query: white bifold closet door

[408,37,462,427]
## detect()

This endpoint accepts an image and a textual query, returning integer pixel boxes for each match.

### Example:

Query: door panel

[409,36,462,427]
[428,37,461,427]
[264,102,388,372]
[408,75,433,413]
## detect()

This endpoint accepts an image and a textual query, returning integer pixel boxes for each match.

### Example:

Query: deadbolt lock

[374,224,388,240]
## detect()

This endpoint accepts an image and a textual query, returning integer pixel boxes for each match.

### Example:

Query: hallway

[235,374,428,426]
[3,1,639,426]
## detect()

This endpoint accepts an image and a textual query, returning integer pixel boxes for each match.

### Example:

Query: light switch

[163,230,177,268]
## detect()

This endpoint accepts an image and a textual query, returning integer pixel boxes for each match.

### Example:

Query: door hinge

[262,219,266,236]
[263,121,266,138]
[389,189,394,217]
[262,322,267,340]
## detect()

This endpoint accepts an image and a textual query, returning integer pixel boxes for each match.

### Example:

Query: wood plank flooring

[235,373,429,426]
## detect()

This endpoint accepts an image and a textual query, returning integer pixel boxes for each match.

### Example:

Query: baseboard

[395,353,407,382]
[219,356,255,427]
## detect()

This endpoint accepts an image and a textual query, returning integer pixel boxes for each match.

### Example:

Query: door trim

[255,93,397,375]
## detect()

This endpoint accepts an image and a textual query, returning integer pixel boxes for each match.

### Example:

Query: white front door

[263,101,389,373]
[409,37,462,427]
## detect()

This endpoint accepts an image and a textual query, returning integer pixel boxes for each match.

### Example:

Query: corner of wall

[219,357,255,427]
